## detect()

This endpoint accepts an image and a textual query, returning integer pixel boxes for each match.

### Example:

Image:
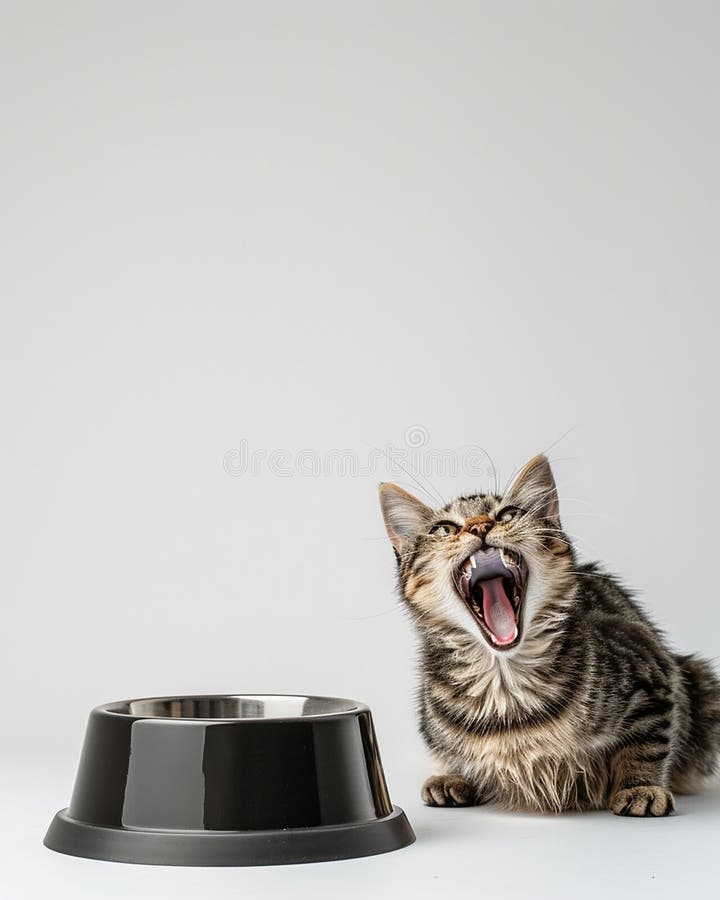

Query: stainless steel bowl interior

[106,695,359,720]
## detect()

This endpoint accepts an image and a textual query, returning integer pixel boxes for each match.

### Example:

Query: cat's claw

[421,774,476,807]
[610,785,675,817]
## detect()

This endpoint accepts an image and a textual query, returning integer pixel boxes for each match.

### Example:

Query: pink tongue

[481,577,517,646]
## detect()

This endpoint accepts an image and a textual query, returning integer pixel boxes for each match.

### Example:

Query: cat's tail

[670,653,720,793]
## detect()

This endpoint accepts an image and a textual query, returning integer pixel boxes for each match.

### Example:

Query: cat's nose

[463,516,494,538]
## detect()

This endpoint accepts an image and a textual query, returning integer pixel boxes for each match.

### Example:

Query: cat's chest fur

[423,652,611,811]
[461,708,607,807]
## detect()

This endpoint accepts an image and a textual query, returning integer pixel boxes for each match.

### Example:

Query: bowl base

[44,806,415,866]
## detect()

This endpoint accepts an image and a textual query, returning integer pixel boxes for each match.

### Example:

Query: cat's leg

[421,756,479,807]
[608,743,675,817]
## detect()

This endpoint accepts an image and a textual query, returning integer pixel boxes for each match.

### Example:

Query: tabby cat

[379,455,720,816]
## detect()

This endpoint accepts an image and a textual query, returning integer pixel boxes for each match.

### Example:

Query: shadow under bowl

[44,694,415,866]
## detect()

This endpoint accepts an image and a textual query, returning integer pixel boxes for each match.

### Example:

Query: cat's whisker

[467,444,499,496]
[370,441,446,508]
[540,425,578,457]
[339,605,405,621]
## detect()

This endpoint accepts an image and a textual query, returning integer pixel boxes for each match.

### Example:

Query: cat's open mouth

[457,548,525,650]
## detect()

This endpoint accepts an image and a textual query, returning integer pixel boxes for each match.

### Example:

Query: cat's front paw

[421,774,476,807]
[610,785,675,817]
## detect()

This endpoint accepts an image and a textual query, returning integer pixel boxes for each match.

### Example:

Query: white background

[1,2,719,898]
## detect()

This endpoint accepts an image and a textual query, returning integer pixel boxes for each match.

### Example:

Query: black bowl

[44,694,414,866]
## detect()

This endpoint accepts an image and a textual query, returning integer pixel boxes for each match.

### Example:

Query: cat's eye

[428,521,460,537]
[496,506,523,524]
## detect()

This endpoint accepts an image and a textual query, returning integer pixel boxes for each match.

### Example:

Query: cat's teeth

[469,555,477,569]
[501,549,518,567]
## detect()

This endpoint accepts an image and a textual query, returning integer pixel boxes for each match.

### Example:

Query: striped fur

[380,455,720,816]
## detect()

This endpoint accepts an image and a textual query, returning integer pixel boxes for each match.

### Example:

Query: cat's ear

[379,483,433,557]
[504,455,559,521]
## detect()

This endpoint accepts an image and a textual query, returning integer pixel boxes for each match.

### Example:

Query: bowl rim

[96,693,369,723]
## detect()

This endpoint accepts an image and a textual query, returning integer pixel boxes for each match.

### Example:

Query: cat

[379,455,720,816]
